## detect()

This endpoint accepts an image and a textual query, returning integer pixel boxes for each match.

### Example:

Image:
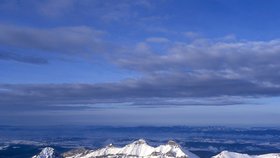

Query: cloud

[115,39,280,88]
[146,37,170,43]
[0,0,154,22]
[0,72,279,111]
[1,35,280,111]
[184,32,201,39]
[37,0,76,17]
[0,51,48,64]
[0,24,105,56]
[0,22,280,111]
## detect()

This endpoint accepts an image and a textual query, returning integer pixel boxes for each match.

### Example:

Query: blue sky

[0,0,280,126]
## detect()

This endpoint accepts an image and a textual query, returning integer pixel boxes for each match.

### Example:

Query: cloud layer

[1,24,280,110]
[1,1,280,114]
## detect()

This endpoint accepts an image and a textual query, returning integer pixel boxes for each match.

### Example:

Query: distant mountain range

[32,139,280,158]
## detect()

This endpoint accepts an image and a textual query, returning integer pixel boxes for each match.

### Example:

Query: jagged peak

[167,140,180,147]
[41,147,54,151]
[133,138,147,144]
[106,143,114,148]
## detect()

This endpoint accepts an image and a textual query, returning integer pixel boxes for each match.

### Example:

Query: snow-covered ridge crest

[33,140,280,158]
[212,151,280,158]
[64,139,198,158]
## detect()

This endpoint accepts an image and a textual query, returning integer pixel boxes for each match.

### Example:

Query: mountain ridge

[32,139,280,158]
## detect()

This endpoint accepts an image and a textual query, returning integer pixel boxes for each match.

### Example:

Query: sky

[0,0,280,126]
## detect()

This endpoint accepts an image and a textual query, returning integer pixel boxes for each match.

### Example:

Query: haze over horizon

[0,0,280,126]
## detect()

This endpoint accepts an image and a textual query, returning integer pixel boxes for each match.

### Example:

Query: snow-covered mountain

[212,151,280,158]
[63,139,199,158]
[33,140,280,158]
[34,139,198,158]
[32,147,62,158]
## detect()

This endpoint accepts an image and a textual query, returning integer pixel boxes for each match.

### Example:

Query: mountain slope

[212,151,280,158]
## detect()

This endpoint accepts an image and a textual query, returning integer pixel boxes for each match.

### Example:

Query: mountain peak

[106,143,114,147]
[167,140,179,147]
[133,138,146,144]
[32,147,61,158]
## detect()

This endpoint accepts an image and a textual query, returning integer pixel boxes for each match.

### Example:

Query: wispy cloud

[0,51,48,64]
[0,0,155,22]
[0,24,105,55]
[0,74,278,111]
